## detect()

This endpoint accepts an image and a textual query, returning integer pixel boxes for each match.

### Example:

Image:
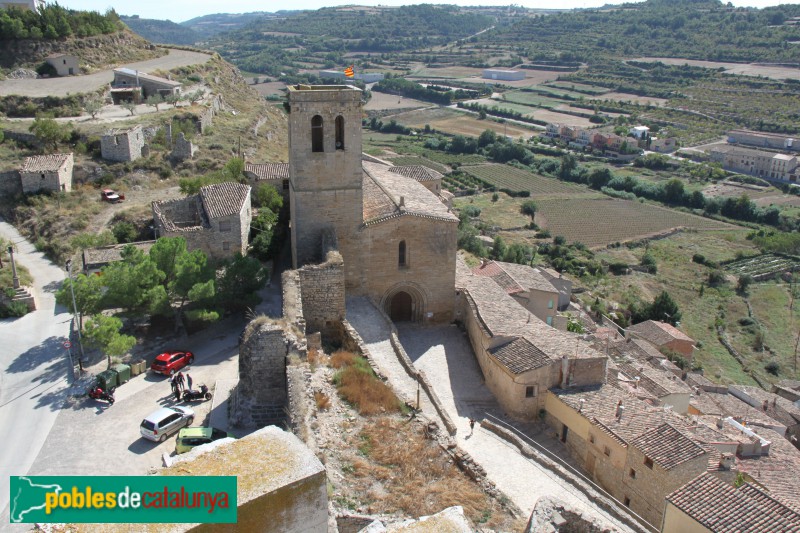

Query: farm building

[110,68,181,103]
[44,54,79,76]
[709,145,799,183]
[101,125,144,162]
[482,69,525,81]
[19,153,73,194]
[728,129,796,152]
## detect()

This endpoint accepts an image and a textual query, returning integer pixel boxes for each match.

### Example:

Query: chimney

[616,400,624,420]
[716,418,723,429]
[763,400,769,411]
[579,399,585,413]
[719,453,735,471]
[772,397,777,407]
[634,377,640,389]
[399,195,405,208]
[561,355,569,389]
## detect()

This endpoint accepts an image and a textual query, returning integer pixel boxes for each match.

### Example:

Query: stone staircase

[7,285,35,312]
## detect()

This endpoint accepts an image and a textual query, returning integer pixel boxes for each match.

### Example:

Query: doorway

[389,291,413,322]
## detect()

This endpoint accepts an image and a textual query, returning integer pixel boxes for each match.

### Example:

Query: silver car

[140,406,194,442]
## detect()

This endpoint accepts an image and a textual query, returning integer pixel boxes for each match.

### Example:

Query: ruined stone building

[19,153,73,194]
[152,181,251,260]
[100,125,144,162]
[287,84,458,323]
[110,68,182,103]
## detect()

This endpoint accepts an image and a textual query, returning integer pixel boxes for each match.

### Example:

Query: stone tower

[287,85,363,287]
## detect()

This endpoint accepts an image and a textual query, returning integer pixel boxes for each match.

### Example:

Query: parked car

[100,189,124,203]
[150,351,194,376]
[175,427,235,454]
[140,406,194,442]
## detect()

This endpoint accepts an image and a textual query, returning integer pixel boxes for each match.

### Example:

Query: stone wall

[100,125,144,162]
[20,156,72,194]
[171,132,196,161]
[3,130,39,148]
[230,320,291,428]
[0,170,21,197]
[297,249,345,340]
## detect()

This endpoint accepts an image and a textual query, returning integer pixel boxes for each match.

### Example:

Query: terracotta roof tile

[388,165,443,182]
[471,261,524,294]
[199,182,250,219]
[20,153,72,173]
[666,472,800,532]
[735,427,800,509]
[630,422,707,470]
[245,162,289,181]
[617,362,693,397]
[82,241,156,268]
[489,337,552,375]
[628,320,694,346]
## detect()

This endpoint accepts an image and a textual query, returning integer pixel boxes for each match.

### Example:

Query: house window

[222,241,230,251]
[644,457,654,469]
[283,179,289,190]
[623,497,631,507]
[548,299,554,309]
[603,446,611,457]
[311,115,324,153]
[546,316,553,326]
[398,240,407,267]
[219,220,232,232]
[629,468,636,479]
[525,386,535,398]
[335,116,345,150]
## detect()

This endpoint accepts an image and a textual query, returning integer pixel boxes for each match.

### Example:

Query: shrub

[462,205,482,218]
[738,317,756,326]
[692,253,706,265]
[765,361,780,375]
[314,391,331,410]
[520,200,537,217]
[708,270,727,287]
[112,222,137,244]
[0,301,29,318]
[491,192,499,202]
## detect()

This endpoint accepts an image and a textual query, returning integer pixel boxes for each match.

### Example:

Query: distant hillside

[121,15,199,45]
[484,0,800,63]
[181,12,291,41]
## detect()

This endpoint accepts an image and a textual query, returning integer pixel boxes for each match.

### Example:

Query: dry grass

[314,391,331,411]
[330,352,402,415]
[307,348,329,368]
[349,417,516,529]
[330,350,358,368]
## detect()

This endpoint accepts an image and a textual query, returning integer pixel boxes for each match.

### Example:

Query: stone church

[287,84,458,323]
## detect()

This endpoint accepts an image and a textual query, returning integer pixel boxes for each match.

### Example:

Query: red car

[150,351,194,376]
[100,189,125,203]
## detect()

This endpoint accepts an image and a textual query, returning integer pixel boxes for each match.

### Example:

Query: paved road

[397,323,637,532]
[0,49,211,98]
[0,219,71,527]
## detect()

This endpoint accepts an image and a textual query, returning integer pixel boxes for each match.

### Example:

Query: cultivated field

[631,57,800,81]
[365,92,431,111]
[545,81,611,95]
[594,92,669,107]
[534,198,735,247]
[465,164,587,196]
[393,108,535,138]
[251,81,287,97]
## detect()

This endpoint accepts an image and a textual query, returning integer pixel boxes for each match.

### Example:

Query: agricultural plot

[392,108,534,138]
[631,57,800,81]
[545,81,611,95]
[725,253,800,280]
[523,85,589,100]
[535,198,735,248]
[592,92,668,107]
[365,92,431,111]
[465,164,587,196]
[501,91,563,108]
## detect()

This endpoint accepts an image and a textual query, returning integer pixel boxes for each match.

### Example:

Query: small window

[222,241,231,251]
[629,468,636,479]
[623,497,631,507]
[546,316,553,326]
[219,220,232,232]
[283,179,289,190]
[644,457,654,469]
[548,299,554,309]
[311,115,324,153]
[398,240,407,267]
[603,446,611,457]
[525,386,535,398]
[335,115,345,150]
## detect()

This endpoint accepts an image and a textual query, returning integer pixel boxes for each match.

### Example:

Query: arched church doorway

[389,291,413,322]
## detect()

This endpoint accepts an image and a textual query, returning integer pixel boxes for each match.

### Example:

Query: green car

[174,427,235,454]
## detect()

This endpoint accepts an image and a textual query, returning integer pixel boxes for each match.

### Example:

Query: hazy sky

[64,0,790,24]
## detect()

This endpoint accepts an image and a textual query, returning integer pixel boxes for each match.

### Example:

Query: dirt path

[89,183,182,233]
[0,49,211,98]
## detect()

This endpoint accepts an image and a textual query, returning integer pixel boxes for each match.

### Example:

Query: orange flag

[344,65,355,78]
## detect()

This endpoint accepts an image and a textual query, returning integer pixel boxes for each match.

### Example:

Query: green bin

[112,364,131,385]
[96,369,118,390]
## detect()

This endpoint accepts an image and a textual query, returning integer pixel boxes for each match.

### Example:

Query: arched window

[398,240,407,267]
[335,116,345,150]
[311,115,323,153]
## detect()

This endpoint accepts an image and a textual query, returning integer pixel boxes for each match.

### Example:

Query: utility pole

[65,259,85,371]
[8,245,19,289]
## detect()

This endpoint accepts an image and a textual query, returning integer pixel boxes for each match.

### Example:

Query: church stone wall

[297,250,345,339]
[360,216,457,322]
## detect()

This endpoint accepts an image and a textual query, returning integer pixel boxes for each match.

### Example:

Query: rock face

[230,319,291,428]
[526,496,619,533]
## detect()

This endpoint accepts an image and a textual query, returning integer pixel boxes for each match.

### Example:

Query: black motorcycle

[87,385,115,405]
[182,384,211,402]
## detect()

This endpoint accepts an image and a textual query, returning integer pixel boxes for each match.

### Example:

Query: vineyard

[535,198,734,248]
[725,253,800,281]
[442,172,487,195]
[465,164,586,196]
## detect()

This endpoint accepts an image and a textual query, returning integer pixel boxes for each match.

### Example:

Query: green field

[544,81,611,95]
[465,164,587,196]
[501,91,562,108]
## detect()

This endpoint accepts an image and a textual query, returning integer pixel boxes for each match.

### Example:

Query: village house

[152,181,251,260]
[708,144,799,183]
[614,361,693,414]
[650,137,677,153]
[471,260,560,326]
[44,53,79,76]
[627,320,695,363]
[244,162,290,199]
[663,472,800,533]
[629,126,650,139]
[728,385,800,447]
[772,379,800,402]
[82,241,156,274]
[19,153,73,194]
[110,68,181,104]
[100,125,145,162]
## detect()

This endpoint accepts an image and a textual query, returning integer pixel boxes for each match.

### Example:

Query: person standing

[176,371,185,391]
[186,373,193,391]
[169,374,177,395]
[469,418,476,435]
